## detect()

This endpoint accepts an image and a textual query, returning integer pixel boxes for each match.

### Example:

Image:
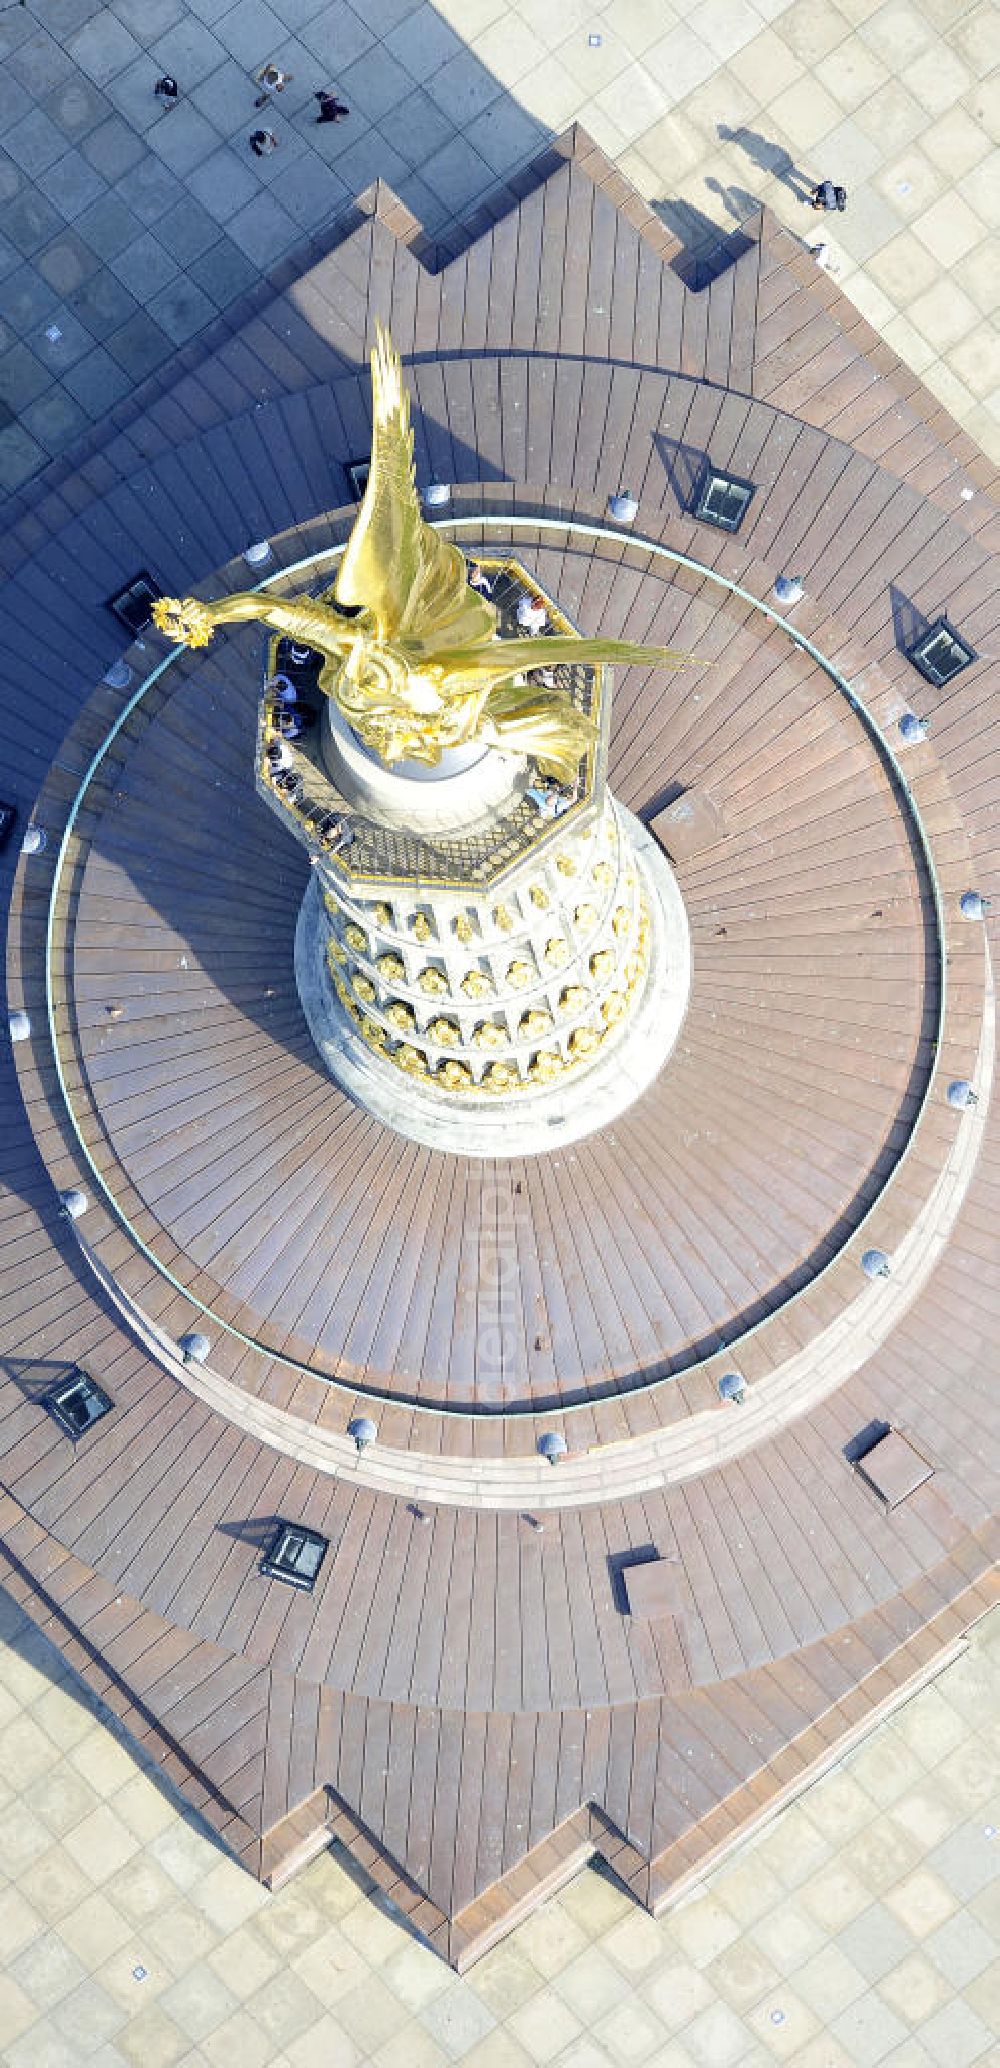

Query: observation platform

[1,130,998,1967]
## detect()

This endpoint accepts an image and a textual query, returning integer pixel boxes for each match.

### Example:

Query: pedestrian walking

[254,62,293,106]
[315,90,350,123]
[250,128,279,156]
[153,74,179,107]
[808,179,846,212]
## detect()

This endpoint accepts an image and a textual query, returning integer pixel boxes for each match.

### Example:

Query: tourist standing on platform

[517,592,548,635]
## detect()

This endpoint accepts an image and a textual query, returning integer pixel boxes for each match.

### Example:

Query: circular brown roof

[29,522,954,1446]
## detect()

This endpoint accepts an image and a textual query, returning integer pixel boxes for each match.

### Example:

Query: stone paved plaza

[0,0,997,494]
[0,1589,996,2066]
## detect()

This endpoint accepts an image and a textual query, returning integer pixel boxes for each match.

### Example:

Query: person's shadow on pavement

[717,123,815,202]
[703,174,759,226]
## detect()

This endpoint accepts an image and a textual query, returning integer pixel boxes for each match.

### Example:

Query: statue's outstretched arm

[151,591,352,665]
[152,592,275,646]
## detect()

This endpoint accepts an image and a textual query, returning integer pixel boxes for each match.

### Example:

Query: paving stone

[119,154,185,221]
[112,2000,189,2067]
[154,193,222,264]
[239,33,334,113]
[325,125,411,199]
[239,104,310,179]
[913,1996,996,2068]
[419,1985,497,2056]
[271,0,333,24]
[838,1902,918,1985]
[829,1990,911,2067]
[0,159,25,210]
[966,1952,1000,2032]
[187,0,245,19]
[388,85,461,165]
[467,95,546,176]
[877,1949,952,2028]
[31,305,97,376]
[106,307,176,378]
[298,0,377,74]
[6,2015,83,2068]
[149,14,229,80]
[385,3,463,84]
[0,0,995,518]
[213,0,295,68]
[935,1737,1000,1813]
[45,0,107,34]
[3,189,66,258]
[927,1824,1000,1903]
[186,235,260,306]
[146,274,219,344]
[0,423,47,492]
[2,264,63,338]
[225,187,299,265]
[242,1967,330,2048]
[108,229,180,300]
[421,132,495,214]
[550,1947,631,2024]
[924,1907,998,1988]
[111,0,188,40]
[5,107,77,177]
[0,72,33,129]
[794,1943,869,2021]
[82,114,151,179]
[330,46,412,126]
[36,149,109,221]
[8,29,77,97]
[189,54,268,135]
[42,73,111,140]
[76,189,146,260]
[146,100,220,173]
[158,1962,238,2042]
[676,1999,754,2066]
[10,1927,89,2008]
[267,152,350,227]
[425,46,503,123]
[0,2,34,56]
[883,1868,960,1942]
[68,9,145,86]
[922,106,993,181]
[49,1976,128,2051]
[186,145,261,221]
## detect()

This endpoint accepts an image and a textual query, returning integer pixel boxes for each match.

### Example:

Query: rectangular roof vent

[853,1428,934,1509]
[260,1522,329,1592]
[692,467,755,533]
[43,1367,114,1441]
[905,617,977,687]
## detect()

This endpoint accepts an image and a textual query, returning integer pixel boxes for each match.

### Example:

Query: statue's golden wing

[334,323,496,650]
[430,636,706,689]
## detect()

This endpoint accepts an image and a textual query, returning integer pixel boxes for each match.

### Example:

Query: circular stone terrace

[12,493,989,1504]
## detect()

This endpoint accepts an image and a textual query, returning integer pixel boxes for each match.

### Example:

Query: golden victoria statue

[153,325,696,785]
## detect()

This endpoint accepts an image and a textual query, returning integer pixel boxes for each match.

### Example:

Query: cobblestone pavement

[0,0,997,495]
[0,1591,998,2066]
